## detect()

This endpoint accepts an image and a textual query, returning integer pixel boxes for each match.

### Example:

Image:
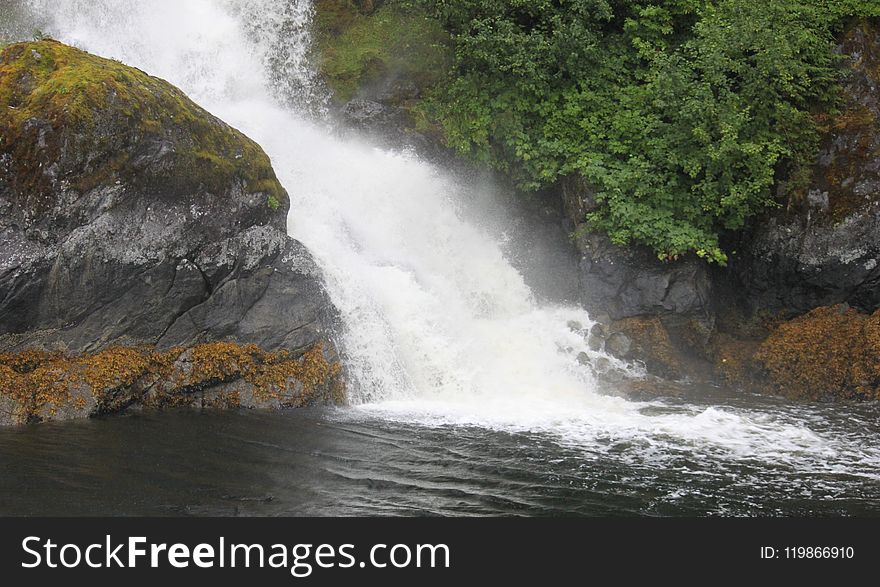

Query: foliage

[419,0,873,262]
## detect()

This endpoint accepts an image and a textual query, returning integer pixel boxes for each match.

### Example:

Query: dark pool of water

[1,394,879,516]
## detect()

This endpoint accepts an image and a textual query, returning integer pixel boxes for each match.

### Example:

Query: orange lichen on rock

[756,305,880,400]
[78,347,154,392]
[172,341,341,404]
[612,316,685,379]
[0,341,344,426]
[711,334,764,389]
[0,350,64,373]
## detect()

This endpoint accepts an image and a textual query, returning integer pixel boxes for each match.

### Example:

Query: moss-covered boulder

[0,40,285,222]
[0,41,342,425]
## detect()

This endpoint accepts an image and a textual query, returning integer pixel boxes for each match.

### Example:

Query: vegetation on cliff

[314,0,450,109]
[312,2,880,264]
[415,0,880,264]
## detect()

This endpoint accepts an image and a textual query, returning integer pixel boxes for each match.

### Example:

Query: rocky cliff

[0,41,342,425]
[563,19,880,397]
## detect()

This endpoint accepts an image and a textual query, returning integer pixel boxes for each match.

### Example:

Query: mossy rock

[313,0,450,105]
[0,40,340,382]
[0,40,286,224]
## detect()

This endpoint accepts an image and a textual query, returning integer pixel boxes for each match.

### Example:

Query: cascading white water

[16,0,880,471]
[230,0,330,118]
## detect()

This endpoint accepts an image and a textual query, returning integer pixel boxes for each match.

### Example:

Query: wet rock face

[337,96,436,155]
[558,168,716,378]
[732,207,880,315]
[567,209,715,378]
[560,176,714,341]
[0,41,342,422]
[732,22,880,317]
[575,232,713,323]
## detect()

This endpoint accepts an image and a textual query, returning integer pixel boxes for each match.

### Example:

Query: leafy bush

[420,0,873,262]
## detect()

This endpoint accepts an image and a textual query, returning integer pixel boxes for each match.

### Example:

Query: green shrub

[420,0,873,263]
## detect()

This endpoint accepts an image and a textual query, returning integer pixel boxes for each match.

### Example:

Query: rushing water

[3,0,880,516]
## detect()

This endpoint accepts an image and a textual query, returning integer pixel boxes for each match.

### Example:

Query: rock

[730,21,880,318]
[559,174,600,232]
[755,305,880,400]
[587,320,607,351]
[576,352,590,366]
[589,322,608,338]
[0,342,342,425]
[0,41,342,424]
[338,97,434,155]
[562,171,713,333]
[608,317,695,381]
[569,228,715,375]
[575,233,713,322]
[605,332,632,359]
[806,189,830,211]
[340,98,398,131]
[593,357,611,373]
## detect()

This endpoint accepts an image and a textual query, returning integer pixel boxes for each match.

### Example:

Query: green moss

[314,0,451,104]
[0,40,286,218]
[267,193,281,210]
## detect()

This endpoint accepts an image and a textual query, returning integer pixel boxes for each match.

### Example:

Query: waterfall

[16,0,868,465]
[229,0,330,118]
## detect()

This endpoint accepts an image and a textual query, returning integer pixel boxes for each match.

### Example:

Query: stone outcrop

[729,20,880,318]
[0,41,342,425]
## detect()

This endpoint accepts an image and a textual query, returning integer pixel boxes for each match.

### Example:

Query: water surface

[2,390,878,517]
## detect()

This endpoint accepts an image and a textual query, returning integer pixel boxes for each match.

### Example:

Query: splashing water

[16,0,880,479]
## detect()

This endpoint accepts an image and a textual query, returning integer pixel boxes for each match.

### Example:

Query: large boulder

[0,41,342,424]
